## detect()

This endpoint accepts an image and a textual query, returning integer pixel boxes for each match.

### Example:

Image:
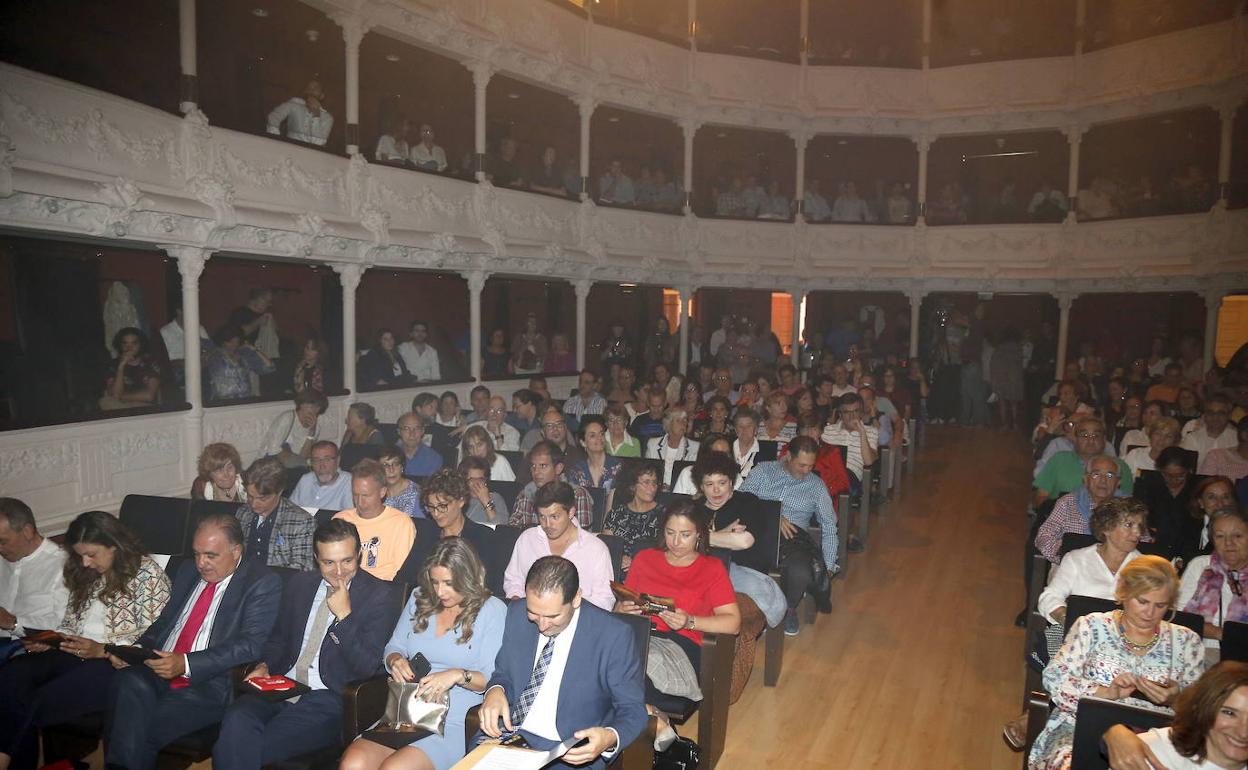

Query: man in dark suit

[104,512,281,770]
[478,556,646,769]
[213,519,399,769]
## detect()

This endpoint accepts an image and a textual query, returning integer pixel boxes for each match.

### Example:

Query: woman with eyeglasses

[395,469,504,597]
[1026,556,1204,769]
[602,461,665,572]
[1124,416,1182,479]
[1179,508,1248,660]
[1181,477,1239,568]
[1135,447,1199,562]
[459,425,515,482]
[379,446,425,519]
[1120,400,1170,457]
[603,404,641,457]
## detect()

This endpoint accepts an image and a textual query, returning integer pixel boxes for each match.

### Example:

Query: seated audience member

[227,287,275,346]
[692,395,735,442]
[757,180,792,220]
[598,158,635,205]
[740,437,838,635]
[645,407,699,487]
[292,337,327,394]
[1134,447,1199,560]
[479,555,646,766]
[832,181,874,223]
[1102,661,1248,770]
[605,404,642,457]
[411,392,458,461]
[262,389,328,470]
[0,511,169,770]
[472,397,521,453]
[1175,386,1204,425]
[462,424,517,482]
[522,408,585,470]
[358,329,414,389]
[820,393,878,493]
[509,388,542,442]
[206,325,275,401]
[715,176,747,218]
[290,441,354,512]
[396,412,445,477]
[510,442,595,528]
[672,433,737,495]
[530,145,575,197]
[104,513,281,770]
[652,168,683,212]
[603,462,665,568]
[459,456,510,525]
[1179,507,1248,658]
[341,402,385,448]
[396,469,504,595]
[215,519,398,770]
[757,394,796,445]
[0,498,69,647]
[266,79,333,146]
[564,370,608,428]
[437,391,465,431]
[334,459,417,581]
[511,313,547,374]
[238,458,316,570]
[885,181,914,223]
[1189,477,1238,565]
[631,389,670,446]
[487,137,525,188]
[1123,416,1182,479]
[374,115,409,162]
[482,329,510,377]
[619,500,741,700]
[1027,556,1204,770]
[396,320,441,382]
[100,327,161,411]
[342,538,505,770]
[803,179,832,222]
[1034,455,1129,563]
[410,123,448,172]
[1182,393,1237,467]
[682,379,705,420]
[1034,418,1135,508]
[159,306,210,385]
[1146,362,1186,405]
[380,447,425,519]
[704,367,739,403]
[545,333,577,373]
[190,443,247,502]
[1027,180,1069,221]
[504,482,613,610]
[566,416,622,490]
[1200,417,1248,481]
[1120,402,1170,456]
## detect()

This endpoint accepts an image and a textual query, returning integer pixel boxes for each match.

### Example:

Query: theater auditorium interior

[1,1,1247,769]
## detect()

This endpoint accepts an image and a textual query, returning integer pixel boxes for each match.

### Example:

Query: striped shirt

[740,461,839,570]
[820,424,879,479]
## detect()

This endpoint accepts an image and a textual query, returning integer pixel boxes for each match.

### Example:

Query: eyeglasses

[399,426,422,434]
[1088,471,1120,480]
[714,376,730,382]
[487,407,505,414]
[380,460,402,469]
[311,455,338,464]
[541,422,565,430]
[1076,431,1104,439]
[426,500,453,514]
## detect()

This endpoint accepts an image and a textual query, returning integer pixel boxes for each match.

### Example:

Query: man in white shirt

[821,393,879,489]
[473,396,523,452]
[708,315,732,358]
[598,158,635,205]
[266,80,334,146]
[291,441,355,512]
[159,307,211,379]
[397,320,441,382]
[832,181,875,223]
[803,179,832,223]
[0,498,69,644]
[1181,394,1237,466]
[410,124,448,172]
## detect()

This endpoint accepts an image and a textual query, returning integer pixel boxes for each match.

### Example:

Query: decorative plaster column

[1054,292,1078,381]
[681,118,699,213]
[678,286,694,372]
[465,270,488,380]
[574,279,592,370]
[164,245,210,481]
[790,288,807,365]
[1204,289,1227,374]
[913,135,930,225]
[1065,126,1084,222]
[577,97,595,200]
[331,13,368,155]
[334,263,364,396]
[792,129,809,221]
[907,288,925,359]
[921,0,932,70]
[1217,100,1241,208]
[471,63,492,181]
[178,0,197,112]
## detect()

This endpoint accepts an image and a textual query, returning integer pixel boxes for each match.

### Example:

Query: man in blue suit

[213,518,399,769]
[104,512,281,770]
[478,556,646,768]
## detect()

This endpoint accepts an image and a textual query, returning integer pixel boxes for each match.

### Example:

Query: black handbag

[653,736,701,770]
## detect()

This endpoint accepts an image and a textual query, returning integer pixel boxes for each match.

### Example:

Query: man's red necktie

[169,581,217,689]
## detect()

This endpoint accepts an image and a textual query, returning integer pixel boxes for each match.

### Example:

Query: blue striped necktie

[510,635,557,728]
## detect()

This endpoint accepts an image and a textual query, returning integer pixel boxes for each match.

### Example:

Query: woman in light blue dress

[339,537,506,770]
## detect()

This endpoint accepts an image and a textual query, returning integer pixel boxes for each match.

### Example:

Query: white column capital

[163,244,211,282]
[906,288,927,305]
[576,96,597,121]
[463,269,489,293]
[470,61,493,90]
[910,134,932,153]
[1217,96,1244,124]
[329,11,370,49]
[573,278,593,299]
[333,262,366,292]
[680,117,701,139]
[788,128,811,149]
[1055,291,1079,311]
[1065,124,1086,146]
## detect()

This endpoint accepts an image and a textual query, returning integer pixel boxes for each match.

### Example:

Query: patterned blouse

[603,501,663,555]
[1029,611,1205,770]
[386,480,426,519]
[58,555,171,645]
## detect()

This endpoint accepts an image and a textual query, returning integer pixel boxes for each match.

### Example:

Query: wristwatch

[462,669,473,686]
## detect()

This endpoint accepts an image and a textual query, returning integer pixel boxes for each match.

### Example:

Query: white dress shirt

[733,438,760,479]
[162,566,238,678]
[410,142,448,171]
[1181,423,1237,467]
[284,579,334,690]
[159,319,209,361]
[0,537,69,637]
[1037,544,1140,624]
[397,341,441,382]
[470,421,521,452]
[291,471,355,511]
[266,98,333,146]
[646,436,699,486]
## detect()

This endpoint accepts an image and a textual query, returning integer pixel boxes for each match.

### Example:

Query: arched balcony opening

[926,131,1070,225]
[804,135,919,224]
[694,126,797,221]
[484,74,580,199]
[355,269,470,390]
[481,277,579,379]
[590,106,684,213]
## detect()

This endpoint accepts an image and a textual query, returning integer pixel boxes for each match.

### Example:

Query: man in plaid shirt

[509,441,594,529]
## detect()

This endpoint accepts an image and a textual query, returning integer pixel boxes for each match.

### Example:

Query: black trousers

[0,650,115,770]
[778,528,823,609]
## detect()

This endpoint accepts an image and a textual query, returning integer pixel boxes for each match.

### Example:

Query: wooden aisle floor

[687,425,1032,769]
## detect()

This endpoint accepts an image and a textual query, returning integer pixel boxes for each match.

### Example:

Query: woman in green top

[605,403,642,457]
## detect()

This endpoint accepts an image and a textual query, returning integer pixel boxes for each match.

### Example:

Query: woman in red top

[620,500,741,680]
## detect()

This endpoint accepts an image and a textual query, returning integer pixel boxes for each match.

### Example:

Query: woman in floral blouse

[1028,555,1205,770]
[0,511,170,770]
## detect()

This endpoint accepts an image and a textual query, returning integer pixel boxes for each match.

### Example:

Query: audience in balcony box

[159,306,210,386]
[530,145,574,198]
[741,174,767,218]
[261,389,327,469]
[290,441,354,513]
[885,181,914,224]
[544,332,576,373]
[758,180,792,220]
[715,176,747,218]
[927,182,968,225]
[481,328,510,377]
[598,158,636,205]
[1028,180,1069,222]
[206,325,275,401]
[803,178,832,222]
[237,457,317,570]
[410,123,447,172]
[292,337,327,394]
[358,328,414,389]
[633,164,657,208]
[191,443,247,502]
[1077,176,1120,220]
[266,79,333,146]
[486,137,525,188]
[379,446,425,519]
[100,327,162,411]
[510,313,547,375]
[397,320,441,382]
[832,181,875,223]
[374,115,410,163]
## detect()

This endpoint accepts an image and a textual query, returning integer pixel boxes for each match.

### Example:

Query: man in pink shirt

[502,481,614,610]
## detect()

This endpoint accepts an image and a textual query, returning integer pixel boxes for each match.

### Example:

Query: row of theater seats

[1017,468,1248,770]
